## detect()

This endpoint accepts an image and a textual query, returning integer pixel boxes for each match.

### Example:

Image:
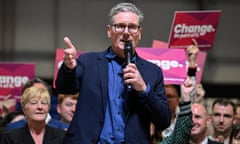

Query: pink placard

[152,39,207,84]
[136,47,207,84]
[168,10,221,50]
[136,48,186,84]
[53,48,83,88]
[0,63,35,114]
[194,51,207,83]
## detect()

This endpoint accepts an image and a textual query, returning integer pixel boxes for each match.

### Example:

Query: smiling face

[107,11,142,59]
[191,103,211,138]
[21,86,50,123]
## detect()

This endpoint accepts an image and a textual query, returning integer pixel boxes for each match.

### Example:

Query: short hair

[164,84,180,97]
[58,93,79,104]
[22,78,51,95]
[21,86,51,109]
[212,98,236,114]
[108,2,144,25]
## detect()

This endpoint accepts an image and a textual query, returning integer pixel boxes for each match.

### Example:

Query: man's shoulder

[47,119,69,130]
[5,119,26,131]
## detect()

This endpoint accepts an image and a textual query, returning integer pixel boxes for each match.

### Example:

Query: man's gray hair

[108,2,144,25]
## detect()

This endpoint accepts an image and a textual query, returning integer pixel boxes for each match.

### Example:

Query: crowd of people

[0,2,240,144]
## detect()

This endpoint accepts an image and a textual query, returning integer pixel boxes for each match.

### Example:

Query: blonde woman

[1,86,65,144]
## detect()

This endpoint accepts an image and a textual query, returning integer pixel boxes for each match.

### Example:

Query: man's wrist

[187,66,197,76]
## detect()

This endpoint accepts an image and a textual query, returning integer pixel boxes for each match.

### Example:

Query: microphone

[124,41,133,90]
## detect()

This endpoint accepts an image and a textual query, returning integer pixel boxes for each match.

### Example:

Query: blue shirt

[98,49,150,144]
[99,50,128,144]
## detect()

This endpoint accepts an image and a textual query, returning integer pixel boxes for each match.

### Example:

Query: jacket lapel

[97,50,109,115]
[19,125,35,144]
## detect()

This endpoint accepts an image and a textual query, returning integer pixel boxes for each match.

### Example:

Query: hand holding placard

[186,39,199,67]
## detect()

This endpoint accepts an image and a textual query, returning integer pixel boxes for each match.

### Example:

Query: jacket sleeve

[159,102,193,144]
[55,57,83,94]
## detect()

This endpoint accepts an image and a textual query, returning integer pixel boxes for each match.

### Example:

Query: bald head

[191,103,208,116]
[191,103,211,143]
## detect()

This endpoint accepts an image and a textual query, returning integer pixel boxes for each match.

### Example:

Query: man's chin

[191,129,199,135]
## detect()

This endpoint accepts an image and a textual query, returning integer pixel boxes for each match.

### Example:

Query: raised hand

[180,77,194,103]
[63,37,77,69]
[186,39,199,67]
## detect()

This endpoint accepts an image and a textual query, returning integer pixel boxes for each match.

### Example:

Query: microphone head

[124,41,133,54]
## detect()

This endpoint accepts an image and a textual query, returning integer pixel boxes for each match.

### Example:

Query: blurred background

[0,0,239,98]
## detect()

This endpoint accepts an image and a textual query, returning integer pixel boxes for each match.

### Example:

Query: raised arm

[55,37,79,94]
[160,78,195,144]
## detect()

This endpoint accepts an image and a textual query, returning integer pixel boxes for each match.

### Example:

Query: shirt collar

[105,47,137,64]
[105,48,117,60]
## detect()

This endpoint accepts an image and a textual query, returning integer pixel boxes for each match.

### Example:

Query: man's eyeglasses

[111,23,140,34]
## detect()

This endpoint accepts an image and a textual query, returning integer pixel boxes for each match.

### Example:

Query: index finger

[64,36,75,49]
[191,39,198,47]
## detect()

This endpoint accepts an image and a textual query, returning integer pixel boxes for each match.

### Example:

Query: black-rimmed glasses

[111,23,140,34]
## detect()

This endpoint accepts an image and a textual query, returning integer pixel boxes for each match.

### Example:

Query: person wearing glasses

[56,2,171,144]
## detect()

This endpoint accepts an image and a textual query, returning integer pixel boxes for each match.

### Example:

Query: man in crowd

[210,98,236,144]
[190,103,222,144]
[57,93,78,125]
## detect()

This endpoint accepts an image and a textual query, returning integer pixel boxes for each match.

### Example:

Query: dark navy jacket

[56,48,171,144]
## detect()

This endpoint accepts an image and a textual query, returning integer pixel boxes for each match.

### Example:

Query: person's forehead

[113,12,138,24]
[213,103,234,113]
[63,96,77,102]
[192,104,206,115]
[165,87,178,97]
[30,96,48,101]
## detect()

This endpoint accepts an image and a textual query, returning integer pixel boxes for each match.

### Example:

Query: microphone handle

[124,41,133,91]
[126,50,132,91]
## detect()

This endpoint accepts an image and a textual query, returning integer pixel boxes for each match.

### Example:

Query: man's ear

[107,25,111,38]
[138,27,142,40]
[206,115,212,127]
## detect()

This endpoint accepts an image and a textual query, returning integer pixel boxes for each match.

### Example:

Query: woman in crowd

[1,86,65,144]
